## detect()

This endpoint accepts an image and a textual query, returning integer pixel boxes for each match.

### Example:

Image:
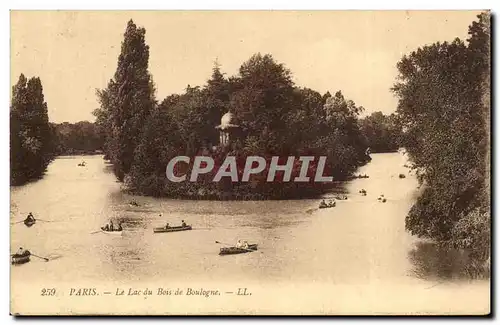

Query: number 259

[41,288,56,296]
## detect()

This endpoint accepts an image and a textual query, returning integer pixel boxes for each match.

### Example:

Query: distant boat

[319,202,335,209]
[153,225,192,233]
[24,219,36,227]
[11,251,31,265]
[100,227,123,236]
[219,244,258,256]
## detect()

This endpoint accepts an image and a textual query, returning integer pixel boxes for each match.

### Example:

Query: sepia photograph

[9,10,490,315]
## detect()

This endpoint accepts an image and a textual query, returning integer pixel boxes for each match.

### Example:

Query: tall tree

[203,60,230,145]
[393,13,490,262]
[230,53,295,154]
[126,53,370,198]
[10,74,53,185]
[95,19,156,180]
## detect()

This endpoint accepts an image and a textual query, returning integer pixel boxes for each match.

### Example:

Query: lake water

[10,153,490,315]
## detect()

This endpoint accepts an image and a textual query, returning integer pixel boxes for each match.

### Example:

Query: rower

[16,247,25,255]
[165,223,170,229]
[116,222,123,231]
[242,241,249,249]
[236,240,243,248]
[109,220,114,231]
[25,212,35,223]
[181,220,187,227]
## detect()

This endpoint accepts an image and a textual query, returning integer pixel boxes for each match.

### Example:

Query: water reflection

[408,241,490,281]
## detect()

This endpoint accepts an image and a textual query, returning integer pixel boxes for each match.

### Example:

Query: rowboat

[100,227,123,235]
[319,204,335,209]
[219,244,258,256]
[153,225,192,233]
[24,219,36,227]
[11,252,31,265]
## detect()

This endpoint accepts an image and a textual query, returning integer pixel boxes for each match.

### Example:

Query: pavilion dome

[217,112,239,130]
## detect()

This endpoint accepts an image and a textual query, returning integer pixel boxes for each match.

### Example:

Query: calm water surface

[10,153,490,314]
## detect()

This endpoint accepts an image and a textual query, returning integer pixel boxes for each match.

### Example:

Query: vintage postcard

[9,10,490,315]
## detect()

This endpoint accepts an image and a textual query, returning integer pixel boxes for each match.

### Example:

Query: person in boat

[165,223,170,229]
[109,220,114,231]
[236,240,243,248]
[103,224,109,231]
[319,199,327,208]
[16,247,29,256]
[242,241,249,249]
[116,222,123,231]
[25,212,35,223]
[181,220,187,227]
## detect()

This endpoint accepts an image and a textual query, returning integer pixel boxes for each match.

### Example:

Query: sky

[10,10,482,123]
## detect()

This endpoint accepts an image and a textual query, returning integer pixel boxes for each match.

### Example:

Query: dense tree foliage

[123,52,370,198]
[94,22,370,198]
[91,21,371,199]
[52,121,104,155]
[393,13,490,264]
[94,19,156,180]
[360,111,401,153]
[10,74,54,185]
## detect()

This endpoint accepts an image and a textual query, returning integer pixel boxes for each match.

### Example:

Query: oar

[215,241,257,252]
[37,219,55,222]
[90,230,103,234]
[30,253,49,262]
[11,220,25,225]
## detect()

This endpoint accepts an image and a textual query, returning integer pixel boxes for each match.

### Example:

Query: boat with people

[24,219,36,227]
[11,249,31,265]
[153,225,192,233]
[100,227,123,235]
[129,200,140,207]
[319,199,336,209]
[154,220,191,233]
[23,212,36,227]
[219,244,258,256]
[100,220,123,235]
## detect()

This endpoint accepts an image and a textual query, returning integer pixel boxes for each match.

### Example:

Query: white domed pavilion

[215,112,240,146]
